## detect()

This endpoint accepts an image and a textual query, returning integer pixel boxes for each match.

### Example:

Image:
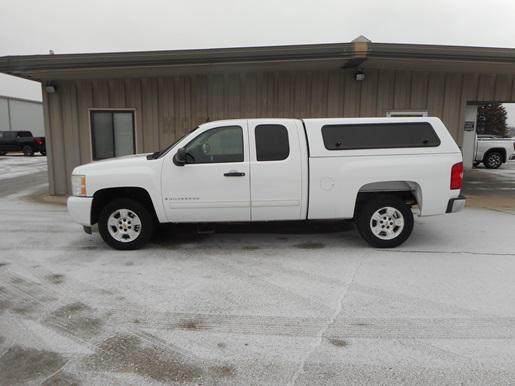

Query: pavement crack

[383,250,515,257]
[287,255,366,386]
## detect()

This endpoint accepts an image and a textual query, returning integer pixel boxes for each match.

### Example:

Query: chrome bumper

[446,195,466,213]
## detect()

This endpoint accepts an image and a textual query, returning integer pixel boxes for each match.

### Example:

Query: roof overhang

[1,37,515,82]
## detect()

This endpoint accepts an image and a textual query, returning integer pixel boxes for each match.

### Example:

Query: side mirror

[173,147,187,166]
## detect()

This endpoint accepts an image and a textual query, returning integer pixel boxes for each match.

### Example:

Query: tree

[476,103,509,137]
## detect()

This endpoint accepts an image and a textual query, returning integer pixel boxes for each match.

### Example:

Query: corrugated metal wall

[0,96,44,136]
[43,68,515,195]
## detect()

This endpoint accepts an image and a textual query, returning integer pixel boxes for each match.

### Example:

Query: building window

[321,122,440,150]
[255,124,290,161]
[91,110,135,160]
[387,111,428,117]
[184,126,243,164]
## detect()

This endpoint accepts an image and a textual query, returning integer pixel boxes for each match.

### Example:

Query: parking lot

[1,157,515,385]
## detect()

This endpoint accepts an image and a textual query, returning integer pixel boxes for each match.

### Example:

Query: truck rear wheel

[22,145,34,156]
[357,196,414,248]
[98,198,154,250]
[483,151,502,169]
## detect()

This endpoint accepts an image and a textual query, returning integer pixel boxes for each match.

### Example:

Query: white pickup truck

[68,117,465,250]
[473,135,515,169]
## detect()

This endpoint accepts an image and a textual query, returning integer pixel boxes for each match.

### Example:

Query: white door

[248,119,306,221]
[162,122,250,222]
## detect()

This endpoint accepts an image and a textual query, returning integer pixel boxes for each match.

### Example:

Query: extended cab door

[162,121,251,222]
[248,119,308,221]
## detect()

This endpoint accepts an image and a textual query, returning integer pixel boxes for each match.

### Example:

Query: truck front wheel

[357,196,414,248]
[98,198,154,250]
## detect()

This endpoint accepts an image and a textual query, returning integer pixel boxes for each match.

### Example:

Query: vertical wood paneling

[376,70,394,116]
[42,88,56,195]
[76,80,93,164]
[277,72,292,117]
[157,77,172,146]
[92,80,109,107]
[310,71,328,118]
[47,90,66,194]
[326,71,344,117]
[359,69,378,116]
[60,82,80,192]
[108,79,126,108]
[393,70,411,109]
[477,74,496,101]
[442,73,463,139]
[293,72,309,118]
[343,70,360,117]
[427,72,446,117]
[191,74,208,128]
[242,72,257,117]
[494,74,513,101]
[208,73,224,121]
[410,71,429,109]
[141,78,159,152]
[457,73,479,145]
[173,76,186,139]
[125,79,143,153]
[265,72,278,116]
[224,73,241,119]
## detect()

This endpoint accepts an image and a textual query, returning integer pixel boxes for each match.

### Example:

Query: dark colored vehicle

[0,131,46,156]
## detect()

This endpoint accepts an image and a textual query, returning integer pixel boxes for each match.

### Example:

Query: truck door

[0,132,17,152]
[162,121,251,222]
[248,119,307,221]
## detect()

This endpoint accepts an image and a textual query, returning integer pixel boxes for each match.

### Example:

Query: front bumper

[446,195,466,213]
[67,196,93,226]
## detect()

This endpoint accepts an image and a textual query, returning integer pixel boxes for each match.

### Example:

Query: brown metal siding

[44,69,515,195]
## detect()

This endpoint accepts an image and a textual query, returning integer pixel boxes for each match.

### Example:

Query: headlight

[71,175,87,196]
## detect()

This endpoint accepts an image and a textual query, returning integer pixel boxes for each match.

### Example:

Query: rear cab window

[255,124,290,161]
[321,122,440,150]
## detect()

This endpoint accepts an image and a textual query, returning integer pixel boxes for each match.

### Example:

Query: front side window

[255,124,290,161]
[91,111,135,160]
[184,126,243,164]
[321,122,440,150]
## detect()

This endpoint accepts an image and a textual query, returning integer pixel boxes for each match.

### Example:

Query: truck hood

[72,153,151,175]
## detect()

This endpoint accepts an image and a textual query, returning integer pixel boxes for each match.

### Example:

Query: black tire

[356,196,414,248]
[483,151,503,169]
[22,145,34,156]
[473,161,481,167]
[98,198,154,250]
[0,151,6,156]
[40,151,46,156]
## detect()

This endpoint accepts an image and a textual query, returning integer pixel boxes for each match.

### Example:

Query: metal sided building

[1,36,515,195]
[0,95,44,137]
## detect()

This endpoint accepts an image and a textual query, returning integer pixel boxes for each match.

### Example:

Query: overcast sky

[1,0,515,124]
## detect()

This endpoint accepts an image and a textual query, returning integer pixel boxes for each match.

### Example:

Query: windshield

[147,128,196,159]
